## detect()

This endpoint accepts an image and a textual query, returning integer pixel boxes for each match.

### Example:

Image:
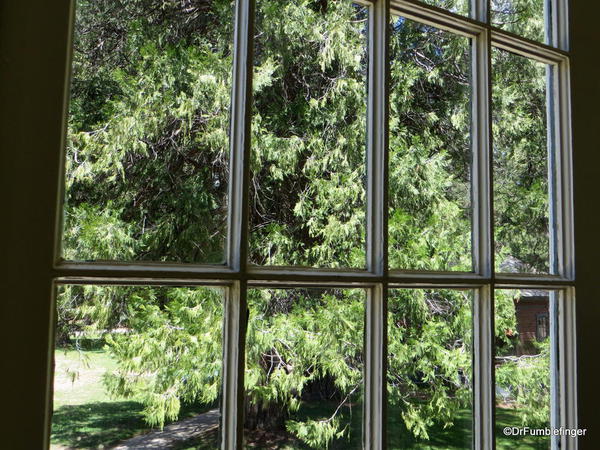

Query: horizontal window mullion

[54,262,238,280]
[494,274,574,287]
[54,266,574,286]
[491,30,568,64]
[391,0,485,37]
[53,277,235,287]
[391,0,570,62]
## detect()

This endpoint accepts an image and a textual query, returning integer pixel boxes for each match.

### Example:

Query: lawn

[52,343,550,449]
[51,339,214,449]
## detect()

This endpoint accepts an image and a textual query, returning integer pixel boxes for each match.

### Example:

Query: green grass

[51,341,215,449]
[386,405,472,449]
[52,401,149,449]
[495,408,550,449]
[53,343,117,408]
[51,343,550,449]
[51,341,143,448]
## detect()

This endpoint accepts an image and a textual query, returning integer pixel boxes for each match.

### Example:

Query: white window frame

[0,0,582,449]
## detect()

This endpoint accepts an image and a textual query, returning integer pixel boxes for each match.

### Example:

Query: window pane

[62,1,233,263]
[492,49,551,274]
[249,1,368,268]
[245,288,364,448]
[416,0,470,17]
[388,289,473,448]
[389,17,473,271]
[491,0,547,43]
[495,289,554,449]
[52,285,223,449]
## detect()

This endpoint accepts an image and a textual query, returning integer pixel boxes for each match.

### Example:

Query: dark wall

[570,0,600,446]
[0,1,71,448]
[0,0,598,448]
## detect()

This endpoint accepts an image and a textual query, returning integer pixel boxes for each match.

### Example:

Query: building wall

[514,296,549,355]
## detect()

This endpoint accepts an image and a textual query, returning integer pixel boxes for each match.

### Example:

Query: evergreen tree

[59,0,551,445]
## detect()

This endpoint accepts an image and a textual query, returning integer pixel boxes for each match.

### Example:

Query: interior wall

[0,1,71,449]
[0,0,598,448]
[569,0,600,447]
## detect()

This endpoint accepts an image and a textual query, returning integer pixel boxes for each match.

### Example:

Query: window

[537,312,550,341]
[4,0,594,449]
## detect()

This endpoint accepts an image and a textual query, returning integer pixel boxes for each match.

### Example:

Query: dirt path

[111,409,219,449]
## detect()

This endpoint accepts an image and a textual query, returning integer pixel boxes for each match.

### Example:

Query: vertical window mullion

[227,0,254,273]
[474,285,494,450]
[364,284,387,449]
[224,0,254,447]
[221,281,248,449]
[548,62,561,277]
[550,290,560,449]
[365,0,389,448]
[471,32,494,277]
[558,288,578,449]
[550,0,569,51]
[471,0,488,23]
[472,13,494,449]
[472,29,493,280]
[366,0,389,277]
[555,58,575,281]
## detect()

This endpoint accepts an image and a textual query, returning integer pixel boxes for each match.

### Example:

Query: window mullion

[366,0,389,277]
[471,0,488,23]
[365,0,389,447]
[364,284,387,449]
[473,26,493,280]
[555,58,575,280]
[558,288,578,449]
[223,0,254,447]
[221,281,248,449]
[227,0,254,273]
[474,285,494,450]
[549,0,569,51]
[472,17,494,449]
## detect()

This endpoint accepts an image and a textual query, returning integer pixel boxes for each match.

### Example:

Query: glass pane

[418,0,470,17]
[495,289,554,449]
[51,285,223,449]
[492,49,551,274]
[249,0,368,268]
[245,288,364,448]
[389,17,472,271]
[388,289,473,448]
[491,0,547,43]
[62,1,233,263]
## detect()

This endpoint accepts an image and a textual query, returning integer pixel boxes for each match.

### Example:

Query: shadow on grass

[495,408,550,449]
[387,406,472,449]
[171,429,219,450]
[51,399,548,450]
[51,401,147,449]
[51,401,217,449]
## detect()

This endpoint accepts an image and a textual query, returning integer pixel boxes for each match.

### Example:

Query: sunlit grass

[51,342,215,449]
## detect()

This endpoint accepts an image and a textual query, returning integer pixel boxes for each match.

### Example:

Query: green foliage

[286,417,347,448]
[250,0,368,268]
[103,287,223,428]
[388,17,472,271]
[65,0,233,263]
[388,290,472,439]
[59,0,552,447]
[496,338,551,427]
[492,48,549,273]
[491,0,545,42]
[494,292,551,428]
